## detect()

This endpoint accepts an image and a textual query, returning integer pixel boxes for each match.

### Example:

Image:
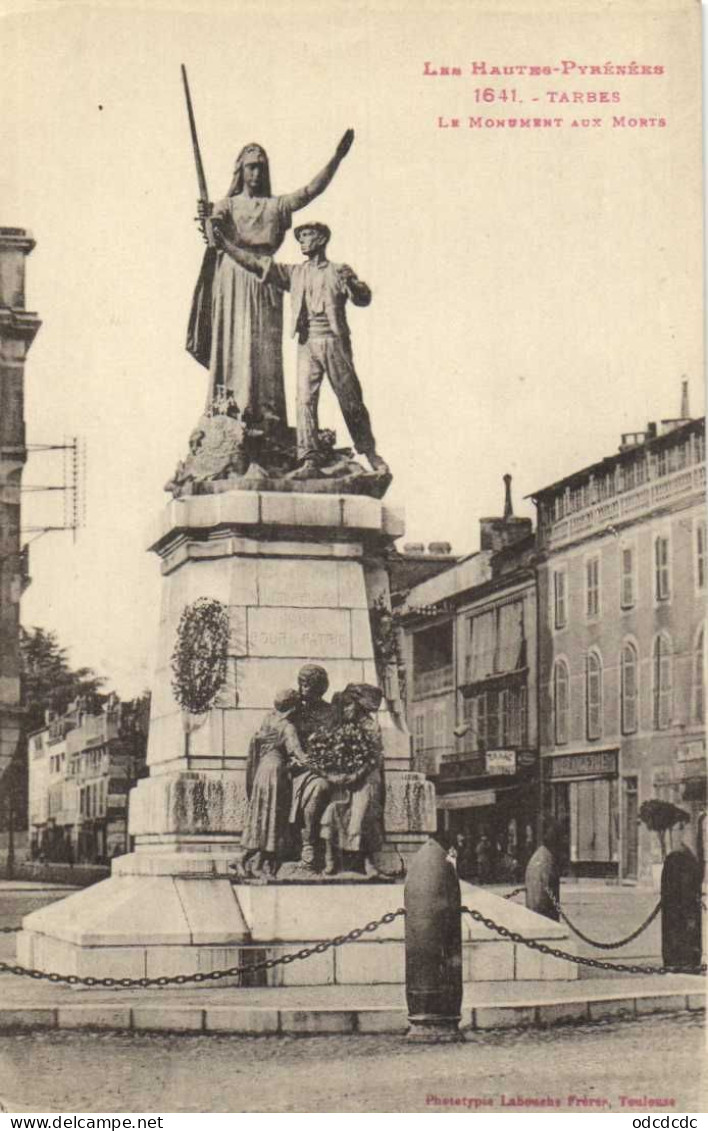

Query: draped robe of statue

[242,703,303,859]
[187,137,352,426]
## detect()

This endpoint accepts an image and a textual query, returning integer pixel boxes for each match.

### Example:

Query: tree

[638,799,690,861]
[19,626,107,735]
[1,628,108,863]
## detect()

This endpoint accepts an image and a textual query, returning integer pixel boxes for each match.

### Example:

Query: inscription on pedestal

[258,559,339,608]
[247,607,352,658]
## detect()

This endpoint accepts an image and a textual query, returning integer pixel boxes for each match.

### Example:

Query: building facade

[533,412,705,880]
[28,694,149,863]
[0,229,40,824]
[399,482,540,882]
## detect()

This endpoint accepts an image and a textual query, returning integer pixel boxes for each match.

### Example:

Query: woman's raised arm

[281,129,354,212]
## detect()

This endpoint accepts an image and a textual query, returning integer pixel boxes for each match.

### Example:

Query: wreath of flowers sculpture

[305,721,380,784]
[171,597,229,714]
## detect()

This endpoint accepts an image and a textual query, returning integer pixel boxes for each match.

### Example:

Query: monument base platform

[18,869,579,986]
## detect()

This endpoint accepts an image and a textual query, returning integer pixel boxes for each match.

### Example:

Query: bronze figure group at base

[235,664,391,881]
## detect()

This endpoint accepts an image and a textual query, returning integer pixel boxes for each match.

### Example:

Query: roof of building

[388,548,459,599]
[529,415,704,501]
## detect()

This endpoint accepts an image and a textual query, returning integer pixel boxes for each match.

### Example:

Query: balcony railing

[413,664,454,697]
[544,464,704,550]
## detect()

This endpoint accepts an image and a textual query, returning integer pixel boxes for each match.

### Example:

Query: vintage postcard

[0,0,704,1117]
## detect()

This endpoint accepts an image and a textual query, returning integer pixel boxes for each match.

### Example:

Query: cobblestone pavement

[0,1013,704,1113]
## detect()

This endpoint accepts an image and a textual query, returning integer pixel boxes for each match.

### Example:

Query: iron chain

[0,909,405,989]
[544,887,663,950]
[1,900,703,987]
[461,905,706,976]
[503,886,526,901]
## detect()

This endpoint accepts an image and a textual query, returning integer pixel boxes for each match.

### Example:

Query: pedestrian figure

[453,833,474,882]
[475,832,493,884]
[525,819,562,921]
[661,836,702,970]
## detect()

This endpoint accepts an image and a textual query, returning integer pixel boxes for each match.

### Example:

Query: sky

[1,0,703,697]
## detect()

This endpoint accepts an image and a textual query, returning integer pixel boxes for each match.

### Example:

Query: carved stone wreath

[171,597,229,714]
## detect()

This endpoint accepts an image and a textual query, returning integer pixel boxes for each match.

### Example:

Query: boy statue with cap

[211,219,389,478]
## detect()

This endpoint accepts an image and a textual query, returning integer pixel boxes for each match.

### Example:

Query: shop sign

[546,750,618,779]
[439,752,486,780]
[485,749,517,775]
[437,790,496,810]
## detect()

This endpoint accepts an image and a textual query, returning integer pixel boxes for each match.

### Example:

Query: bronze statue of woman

[187,130,354,429]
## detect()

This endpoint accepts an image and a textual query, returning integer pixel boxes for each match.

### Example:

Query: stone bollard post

[660,845,702,970]
[404,838,463,1042]
[525,818,562,922]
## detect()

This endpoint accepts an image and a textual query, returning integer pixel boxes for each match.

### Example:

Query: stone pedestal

[132,489,435,864]
[20,490,439,978]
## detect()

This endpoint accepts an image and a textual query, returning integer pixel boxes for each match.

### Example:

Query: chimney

[503,473,513,519]
[479,475,532,552]
[680,378,690,420]
[0,228,37,310]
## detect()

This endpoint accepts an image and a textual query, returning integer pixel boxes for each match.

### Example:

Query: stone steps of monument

[0,977,702,1036]
[16,874,580,984]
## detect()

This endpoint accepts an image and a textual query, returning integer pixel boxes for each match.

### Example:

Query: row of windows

[412,703,450,754]
[462,685,528,750]
[411,685,530,762]
[552,629,704,744]
[549,431,705,521]
[79,780,107,819]
[68,747,109,778]
[553,522,706,629]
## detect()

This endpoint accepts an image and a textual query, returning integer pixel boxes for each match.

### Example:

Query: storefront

[436,748,539,883]
[544,749,619,878]
[77,818,107,864]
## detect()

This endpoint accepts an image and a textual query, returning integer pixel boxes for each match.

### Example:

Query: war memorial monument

[18,93,574,991]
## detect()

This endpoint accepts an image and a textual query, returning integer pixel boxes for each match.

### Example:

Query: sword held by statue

[181,64,215,248]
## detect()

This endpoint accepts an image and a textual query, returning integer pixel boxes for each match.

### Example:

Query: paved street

[0,1013,704,1113]
[0,880,704,1114]
[0,886,79,931]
